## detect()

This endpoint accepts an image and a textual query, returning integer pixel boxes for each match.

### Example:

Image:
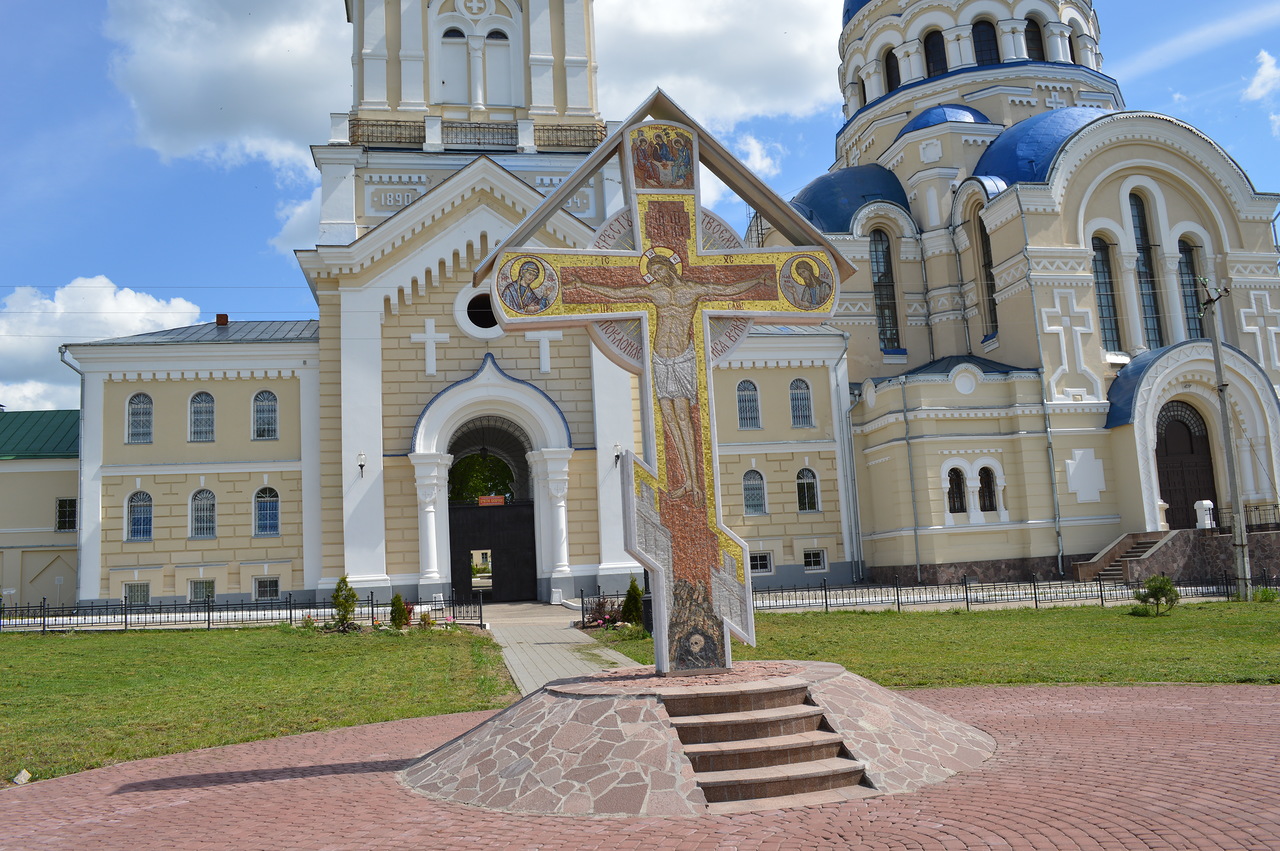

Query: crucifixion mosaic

[482,117,839,673]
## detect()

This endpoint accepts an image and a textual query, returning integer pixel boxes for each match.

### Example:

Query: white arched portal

[410,354,573,600]
[1118,342,1280,531]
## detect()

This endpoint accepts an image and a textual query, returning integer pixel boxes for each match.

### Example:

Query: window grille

[884,50,901,92]
[1092,237,1123,351]
[923,31,948,77]
[737,380,761,429]
[127,393,153,444]
[1177,241,1204,338]
[255,577,281,601]
[190,392,215,442]
[253,391,278,440]
[128,492,153,541]
[189,579,215,602]
[1130,194,1165,348]
[789,379,814,428]
[978,468,998,512]
[802,549,827,572]
[486,29,508,40]
[749,552,773,573]
[947,469,967,514]
[796,468,819,513]
[979,219,999,336]
[1025,19,1046,61]
[55,498,77,532]
[191,489,217,539]
[870,230,900,351]
[973,21,1001,65]
[743,471,767,515]
[255,488,281,537]
[123,582,150,604]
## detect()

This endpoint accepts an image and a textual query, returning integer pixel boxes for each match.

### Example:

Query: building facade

[28,0,1279,606]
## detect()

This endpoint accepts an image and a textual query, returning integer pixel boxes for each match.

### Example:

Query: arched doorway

[447,416,538,601]
[1156,401,1218,529]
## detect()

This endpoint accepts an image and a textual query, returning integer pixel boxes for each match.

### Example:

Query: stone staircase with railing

[1095,538,1162,583]
[660,678,876,814]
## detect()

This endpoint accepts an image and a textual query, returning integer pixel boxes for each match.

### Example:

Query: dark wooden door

[1156,402,1217,530]
[448,501,537,602]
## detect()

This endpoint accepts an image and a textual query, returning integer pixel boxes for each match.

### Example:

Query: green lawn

[0,625,517,784]
[594,602,1280,687]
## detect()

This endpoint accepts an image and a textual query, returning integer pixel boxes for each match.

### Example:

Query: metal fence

[580,572,1275,620]
[0,593,484,633]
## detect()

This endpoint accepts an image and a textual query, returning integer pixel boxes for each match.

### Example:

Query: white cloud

[1246,50,1280,101]
[1271,114,1280,137]
[1108,7,1280,82]
[105,0,350,177]
[0,277,201,411]
[735,134,784,179]
[594,0,842,131]
[1171,92,1188,104]
[270,188,322,256]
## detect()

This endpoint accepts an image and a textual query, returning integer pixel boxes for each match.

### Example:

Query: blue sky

[2,0,1279,410]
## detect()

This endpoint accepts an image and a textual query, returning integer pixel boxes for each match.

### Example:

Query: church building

[8,0,1275,608]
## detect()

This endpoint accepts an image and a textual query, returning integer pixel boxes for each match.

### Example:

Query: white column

[527,0,556,115]
[529,449,574,584]
[317,147,362,246]
[340,288,390,593]
[999,20,1025,61]
[400,0,426,110]
[562,0,593,116]
[860,61,885,102]
[944,25,969,69]
[1078,36,1100,71]
[897,41,924,83]
[952,25,976,68]
[1119,253,1146,351]
[362,0,390,110]
[1163,254,1189,343]
[467,35,486,112]
[411,453,453,590]
[1045,22,1072,63]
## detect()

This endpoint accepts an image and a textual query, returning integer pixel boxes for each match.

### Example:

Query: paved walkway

[485,602,636,694]
[3,684,1278,850]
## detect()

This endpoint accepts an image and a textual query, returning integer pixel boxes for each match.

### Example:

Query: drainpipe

[916,234,936,362]
[948,222,974,355]
[899,376,923,583]
[1013,187,1066,576]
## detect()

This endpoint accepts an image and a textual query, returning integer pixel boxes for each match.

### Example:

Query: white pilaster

[527,0,556,115]
[1163,254,1190,343]
[860,61,885,102]
[411,453,453,586]
[897,41,924,83]
[317,147,362,246]
[999,19,1028,61]
[1045,22,1072,64]
[943,26,968,69]
[400,0,427,110]
[362,0,390,110]
[77,375,104,601]
[299,366,323,593]
[529,449,574,582]
[1119,253,1146,352]
[563,0,594,116]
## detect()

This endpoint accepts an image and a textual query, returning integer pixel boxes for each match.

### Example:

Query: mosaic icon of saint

[783,257,833,310]
[500,259,557,315]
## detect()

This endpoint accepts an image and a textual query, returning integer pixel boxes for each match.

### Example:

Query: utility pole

[1199,277,1252,601]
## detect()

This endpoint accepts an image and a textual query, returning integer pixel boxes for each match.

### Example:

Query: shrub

[1254,587,1278,603]
[418,611,435,630]
[620,577,644,626]
[389,593,410,630]
[332,575,358,627]
[1133,575,1180,616]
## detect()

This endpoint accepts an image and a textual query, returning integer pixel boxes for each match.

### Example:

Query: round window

[467,294,498,329]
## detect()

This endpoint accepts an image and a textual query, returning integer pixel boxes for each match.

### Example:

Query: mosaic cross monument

[476,95,848,673]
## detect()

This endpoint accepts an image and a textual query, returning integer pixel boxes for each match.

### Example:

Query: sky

[2,0,1279,411]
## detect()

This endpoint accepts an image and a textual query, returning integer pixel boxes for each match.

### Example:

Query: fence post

[478,593,484,627]
[206,597,213,630]
[1097,577,1105,608]
[823,578,829,613]
[123,597,129,631]
[894,572,902,613]
[369,593,375,625]
[963,574,971,612]
[41,597,47,634]
[287,593,293,626]
[1032,574,1039,610]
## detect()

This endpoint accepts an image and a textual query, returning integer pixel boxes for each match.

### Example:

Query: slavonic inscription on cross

[482,120,837,672]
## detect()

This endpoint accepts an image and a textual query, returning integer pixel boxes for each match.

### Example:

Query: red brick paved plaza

[3,684,1278,850]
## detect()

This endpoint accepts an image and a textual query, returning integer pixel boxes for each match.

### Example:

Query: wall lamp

[357,452,367,478]
[613,443,623,467]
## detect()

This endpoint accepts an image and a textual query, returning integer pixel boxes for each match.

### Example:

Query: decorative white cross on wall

[411,319,450,376]
[464,0,488,17]
[1040,289,1102,401]
[1240,291,1280,370]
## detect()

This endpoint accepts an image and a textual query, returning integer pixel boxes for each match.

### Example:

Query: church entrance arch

[1156,401,1218,529]
[446,416,537,601]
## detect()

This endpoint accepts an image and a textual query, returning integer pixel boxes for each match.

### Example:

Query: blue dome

[790,165,910,235]
[975,107,1109,185]
[896,105,993,140]
[843,0,874,27]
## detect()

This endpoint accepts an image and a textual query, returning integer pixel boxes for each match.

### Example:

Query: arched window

[253,390,278,440]
[191,489,216,539]
[790,379,814,428]
[978,218,999,337]
[485,29,513,105]
[255,487,280,537]
[796,468,819,513]
[1092,236,1123,351]
[870,229,900,350]
[127,393,153,445]
[486,30,508,40]
[947,469,967,514]
[189,392,215,442]
[742,471,766,516]
[972,21,1001,66]
[443,27,465,38]
[737,380,761,429]
[923,31,948,77]
[884,49,901,92]
[127,491,153,541]
[1068,31,1079,64]
[1130,194,1165,349]
[978,468,998,512]
[1025,19,1046,61]
[440,27,469,104]
[1178,240,1204,338]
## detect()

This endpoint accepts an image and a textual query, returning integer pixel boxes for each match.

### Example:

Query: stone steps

[695,757,868,804]
[668,704,826,745]
[1100,539,1161,583]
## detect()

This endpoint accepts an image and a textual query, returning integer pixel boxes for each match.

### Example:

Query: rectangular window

[255,577,281,601]
[1177,242,1204,338]
[189,579,215,602]
[749,552,773,574]
[123,582,150,604]
[55,498,77,532]
[1091,238,1123,351]
[802,549,827,573]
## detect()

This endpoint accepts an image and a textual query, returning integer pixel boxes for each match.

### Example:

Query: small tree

[1134,574,1180,616]
[332,575,358,628]
[389,592,410,630]
[620,576,644,627]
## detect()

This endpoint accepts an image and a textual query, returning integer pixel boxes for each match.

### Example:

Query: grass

[0,625,517,784]
[592,602,1280,688]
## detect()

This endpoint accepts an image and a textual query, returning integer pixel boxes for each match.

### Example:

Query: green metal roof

[0,410,80,460]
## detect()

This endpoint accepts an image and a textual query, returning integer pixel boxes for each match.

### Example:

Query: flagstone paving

[3,683,1278,850]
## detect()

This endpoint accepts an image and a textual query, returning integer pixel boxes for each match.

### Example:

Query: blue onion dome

[790,165,910,234]
[974,107,1110,184]
[843,0,875,27]
[895,105,993,140]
